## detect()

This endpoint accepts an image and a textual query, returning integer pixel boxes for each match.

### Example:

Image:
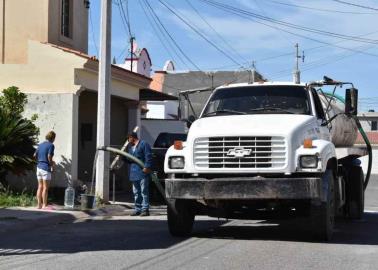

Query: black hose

[97,146,176,212]
[352,117,372,190]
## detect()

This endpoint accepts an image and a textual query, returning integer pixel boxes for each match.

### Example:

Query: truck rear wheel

[167,199,195,237]
[311,169,335,241]
[346,166,364,219]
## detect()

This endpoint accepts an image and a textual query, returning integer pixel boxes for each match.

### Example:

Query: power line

[113,0,133,62]
[262,0,376,14]
[252,0,292,45]
[183,0,246,63]
[143,0,202,71]
[199,0,378,44]
[137,0,187,70]
[158,0,243,67]
[332,0,378,12]
[198,0,378,57]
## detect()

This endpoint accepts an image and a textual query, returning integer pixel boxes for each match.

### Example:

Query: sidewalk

[0,203,167,234]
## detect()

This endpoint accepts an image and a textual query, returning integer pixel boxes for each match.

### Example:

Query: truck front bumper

[165,176,322,200]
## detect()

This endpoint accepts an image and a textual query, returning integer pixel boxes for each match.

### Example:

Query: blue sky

[88,0,378,111]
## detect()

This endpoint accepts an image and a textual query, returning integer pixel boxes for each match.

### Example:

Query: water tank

[318,93,358,147]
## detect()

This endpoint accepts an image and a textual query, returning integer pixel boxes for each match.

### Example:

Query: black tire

[346,166,364,220]
[311,169,335,241]
[167,199,195,237]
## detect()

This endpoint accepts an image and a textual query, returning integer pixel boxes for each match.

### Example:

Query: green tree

[0,86,39,186]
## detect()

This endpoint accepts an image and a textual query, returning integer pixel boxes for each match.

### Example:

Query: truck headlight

[300,155,318,168]
[169,156,185,169]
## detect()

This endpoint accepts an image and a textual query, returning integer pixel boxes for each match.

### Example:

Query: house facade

[0,0,151,191]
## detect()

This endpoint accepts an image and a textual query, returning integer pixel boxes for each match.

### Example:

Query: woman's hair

[45,131,56,142]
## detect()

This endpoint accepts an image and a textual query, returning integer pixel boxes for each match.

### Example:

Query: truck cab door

[311,89,330,141]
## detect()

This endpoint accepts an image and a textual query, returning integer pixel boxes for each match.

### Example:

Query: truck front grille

[194,136,286,169]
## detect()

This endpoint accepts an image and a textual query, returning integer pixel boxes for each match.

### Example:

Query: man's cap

[128,131,138,138]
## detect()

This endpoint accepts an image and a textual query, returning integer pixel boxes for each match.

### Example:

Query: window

[202,86,311,117]
[61,0,72,38]
[372,121,377,131]
[311,89,326,120]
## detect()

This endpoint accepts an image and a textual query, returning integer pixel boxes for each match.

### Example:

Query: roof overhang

[140,88,178,101]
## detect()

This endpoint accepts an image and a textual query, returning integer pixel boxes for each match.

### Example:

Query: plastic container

[64,186,75,209]
[81,194,95,210]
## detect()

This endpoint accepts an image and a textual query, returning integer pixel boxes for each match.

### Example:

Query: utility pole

[96,0,112,201]
[293,43,301,84]
[251,61,256,83]
[130,36,135,72]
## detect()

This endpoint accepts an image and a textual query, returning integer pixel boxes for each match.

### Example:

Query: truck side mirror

[185,115,196,128]
[345,88,358,116]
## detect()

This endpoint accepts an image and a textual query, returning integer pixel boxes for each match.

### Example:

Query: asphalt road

[1,175,378,270]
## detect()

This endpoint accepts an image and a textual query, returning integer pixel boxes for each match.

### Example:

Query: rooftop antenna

[293,43,304,84]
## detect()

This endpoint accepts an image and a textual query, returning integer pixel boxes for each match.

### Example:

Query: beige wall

[48,0,88,54]
[0,41,86,93]
[0,0,88,64]
[0,0,49,63]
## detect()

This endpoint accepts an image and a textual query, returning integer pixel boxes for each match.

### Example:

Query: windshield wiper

[202,109,247,117]
[249,107,295,114]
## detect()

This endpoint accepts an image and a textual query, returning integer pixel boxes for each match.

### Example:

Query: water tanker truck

[164,78,372,241]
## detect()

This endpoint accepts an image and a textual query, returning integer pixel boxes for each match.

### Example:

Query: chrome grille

[194,136,286,169]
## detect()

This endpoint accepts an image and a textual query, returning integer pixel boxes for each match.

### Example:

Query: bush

[0,86,39,186]
[0,187,36,207]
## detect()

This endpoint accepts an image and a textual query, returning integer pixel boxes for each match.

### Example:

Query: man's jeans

[132,177,149,212]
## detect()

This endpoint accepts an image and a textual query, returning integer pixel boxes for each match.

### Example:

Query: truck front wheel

[311,169,335,241]
[346,166,364,219]
[167,199,195,237]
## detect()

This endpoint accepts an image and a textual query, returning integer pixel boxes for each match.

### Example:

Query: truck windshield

[201,85,311,117]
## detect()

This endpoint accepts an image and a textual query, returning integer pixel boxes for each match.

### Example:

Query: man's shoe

[140,210,150,216]
[130,211,141,216]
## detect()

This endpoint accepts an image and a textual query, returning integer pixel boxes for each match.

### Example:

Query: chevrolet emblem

[227,147,252,158]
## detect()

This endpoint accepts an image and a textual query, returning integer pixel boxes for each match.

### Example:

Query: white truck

[164,79,372,241]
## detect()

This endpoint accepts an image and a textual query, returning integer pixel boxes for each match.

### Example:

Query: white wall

[7,93,77,189]
[146,101,179,119]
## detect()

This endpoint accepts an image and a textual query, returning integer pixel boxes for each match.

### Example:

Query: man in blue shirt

[34,131,56,209]
[127,131,153,216]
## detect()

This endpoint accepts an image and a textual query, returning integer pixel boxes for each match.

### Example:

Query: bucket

[81,194,95,210]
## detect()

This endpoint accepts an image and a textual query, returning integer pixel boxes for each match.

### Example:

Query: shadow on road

[193,212,378,245]
[0,218,225,256]
[2,212,378,256]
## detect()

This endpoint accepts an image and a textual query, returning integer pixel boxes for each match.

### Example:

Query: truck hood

[188,114,315,139]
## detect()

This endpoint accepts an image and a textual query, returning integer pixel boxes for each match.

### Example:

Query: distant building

[356,111,378,146]
[117,42,152,78]
[149,61,265,119]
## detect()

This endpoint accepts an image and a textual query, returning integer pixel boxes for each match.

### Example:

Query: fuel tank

[318,93,358,147]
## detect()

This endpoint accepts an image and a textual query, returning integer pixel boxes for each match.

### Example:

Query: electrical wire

[332,0,378,12]
[158,0,244,67]
[261,0,376,14]
[199,0,378,44]
[183,0,246,63]
[143,0,202,71]
[137,0,187,69]
[198,0,378,57]
[113,0,132,62]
